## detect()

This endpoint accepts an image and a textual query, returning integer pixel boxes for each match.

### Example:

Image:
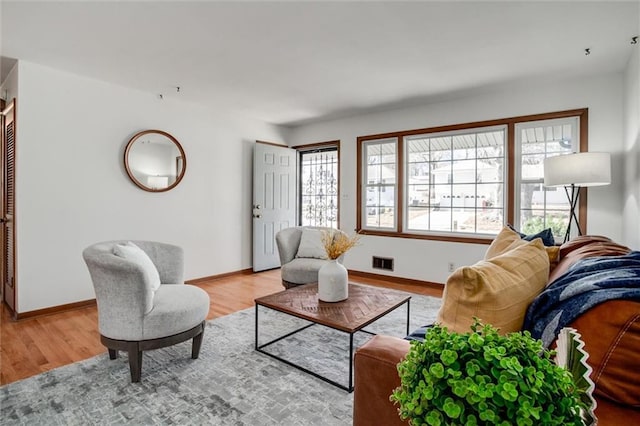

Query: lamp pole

[563,184,582,243]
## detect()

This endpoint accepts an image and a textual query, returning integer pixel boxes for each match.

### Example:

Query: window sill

[356,229,494,245]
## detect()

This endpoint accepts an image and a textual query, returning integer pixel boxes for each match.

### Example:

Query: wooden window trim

[356,108,588,243]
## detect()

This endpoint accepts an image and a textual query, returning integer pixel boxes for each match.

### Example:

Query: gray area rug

[1,293,442,425]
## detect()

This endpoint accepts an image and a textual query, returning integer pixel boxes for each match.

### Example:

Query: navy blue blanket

[523,251,640,348]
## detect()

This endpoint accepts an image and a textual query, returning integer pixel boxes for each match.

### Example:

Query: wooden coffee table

[254,282,411,392]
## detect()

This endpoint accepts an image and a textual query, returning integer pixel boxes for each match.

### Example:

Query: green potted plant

[391,321,587,426]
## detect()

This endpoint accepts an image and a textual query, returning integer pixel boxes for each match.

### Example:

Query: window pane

[407,163,430,183]
[545,187,569,210]
[521,141,546,155]
[367,164,382,185]
[430,208,452,232]
[520,209,567,243]
[520,182,544,212]
[451,160,476,183]
[477,208,504,234]
[366,165,396,185]
[407,140,430,163]
[520,153,545,180]
[407,206,430,230]
[452,210,474,233]
[366,206,395,228]
[476,183,503,208]
[545,210,570,242]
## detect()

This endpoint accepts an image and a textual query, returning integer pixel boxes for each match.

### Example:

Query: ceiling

[1,1,638,127]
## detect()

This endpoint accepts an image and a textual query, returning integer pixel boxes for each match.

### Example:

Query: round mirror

[124,130,186,192]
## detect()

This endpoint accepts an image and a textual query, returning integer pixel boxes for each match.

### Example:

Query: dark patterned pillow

[508,224,555,246]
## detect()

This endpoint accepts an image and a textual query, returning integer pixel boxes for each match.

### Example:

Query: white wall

[623,47,640,250]
[288,73,625,283]
[6,61,286,313]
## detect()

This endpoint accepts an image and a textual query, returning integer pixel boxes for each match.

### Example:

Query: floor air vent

[372,256,394,271]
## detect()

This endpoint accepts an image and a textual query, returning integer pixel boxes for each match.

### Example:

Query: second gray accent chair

[83,240,210,382]
[275,226,346,289]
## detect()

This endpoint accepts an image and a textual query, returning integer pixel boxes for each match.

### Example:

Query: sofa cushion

[437,238,549,334]
[295,228,328,259]
[113,241,161,292]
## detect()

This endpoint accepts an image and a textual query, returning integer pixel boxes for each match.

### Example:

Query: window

[515,117,578,241]
[362,138,397,229]
[356,109,587,242]
[298,143,339,228]
[405,127,506,235]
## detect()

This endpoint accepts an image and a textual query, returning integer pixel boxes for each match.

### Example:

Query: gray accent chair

[275,226,347,289]
[82,240,210,382]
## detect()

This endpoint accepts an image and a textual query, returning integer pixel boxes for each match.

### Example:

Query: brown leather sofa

[353,236,640,426]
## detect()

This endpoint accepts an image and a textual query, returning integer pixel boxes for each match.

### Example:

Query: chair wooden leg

[127,345,142,383]
[192,324,205,359]
[100,322,204,383]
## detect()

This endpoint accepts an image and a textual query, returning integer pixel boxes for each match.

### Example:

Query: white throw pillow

[113,241,161,292]
[296,228,329,259]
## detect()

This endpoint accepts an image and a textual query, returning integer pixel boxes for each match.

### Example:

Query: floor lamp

[543,152,611,243]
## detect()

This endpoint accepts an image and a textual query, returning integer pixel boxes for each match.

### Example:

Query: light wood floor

[0,269,442,385]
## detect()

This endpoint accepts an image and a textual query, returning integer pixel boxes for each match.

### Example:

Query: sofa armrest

[569,300,640,409]
[353,335,410,426]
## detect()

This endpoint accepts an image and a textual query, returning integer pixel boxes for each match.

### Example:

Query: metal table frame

[254,299,410,392]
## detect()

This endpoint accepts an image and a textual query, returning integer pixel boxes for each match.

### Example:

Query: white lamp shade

[544,152,611,187]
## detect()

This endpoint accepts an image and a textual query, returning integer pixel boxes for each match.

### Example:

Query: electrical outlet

[448,262,455,273]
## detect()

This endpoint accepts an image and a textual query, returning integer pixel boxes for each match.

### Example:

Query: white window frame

[361,138,398,231]
[403,125,507,238]
[514,117,579,238]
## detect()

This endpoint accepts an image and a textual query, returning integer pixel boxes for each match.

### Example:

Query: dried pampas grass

[322,230,361,260]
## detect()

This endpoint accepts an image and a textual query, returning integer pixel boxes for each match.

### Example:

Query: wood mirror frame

[124,130,187,192]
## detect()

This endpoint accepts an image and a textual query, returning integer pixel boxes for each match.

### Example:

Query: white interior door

[253,142,296,272]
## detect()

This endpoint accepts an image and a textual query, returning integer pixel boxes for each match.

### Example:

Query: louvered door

[2,99,16,314]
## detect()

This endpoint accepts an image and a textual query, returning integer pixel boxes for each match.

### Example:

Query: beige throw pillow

[484,226,527,259]
[486,225,560,265]
[436,238,550,334]
[295,228,329,259]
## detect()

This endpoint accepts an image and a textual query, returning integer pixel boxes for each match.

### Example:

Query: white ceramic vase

[318,259,348,302]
